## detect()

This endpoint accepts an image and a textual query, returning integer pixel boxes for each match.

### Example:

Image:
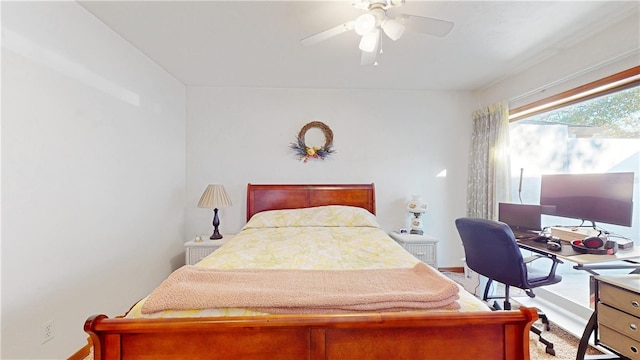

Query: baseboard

[68,337,91,360]
[438,266,464,273]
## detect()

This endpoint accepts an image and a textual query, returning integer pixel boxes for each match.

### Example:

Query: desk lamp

[198,184,232,239]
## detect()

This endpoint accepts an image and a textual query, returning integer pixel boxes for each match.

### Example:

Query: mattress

[127,206,489,318]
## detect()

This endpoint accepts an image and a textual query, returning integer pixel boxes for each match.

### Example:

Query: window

[507,67,639,308]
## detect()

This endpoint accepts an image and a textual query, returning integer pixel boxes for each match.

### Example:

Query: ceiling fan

[301,0,454,66]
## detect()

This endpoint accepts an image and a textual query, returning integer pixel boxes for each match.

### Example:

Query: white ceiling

[79,0,639,91]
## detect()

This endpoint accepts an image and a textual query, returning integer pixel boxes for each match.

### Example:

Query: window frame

[509,66,640,122]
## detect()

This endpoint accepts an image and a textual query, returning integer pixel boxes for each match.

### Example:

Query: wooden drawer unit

[599,325,640,360]
[600,282,640,318]
[599,304,639,340]
[594,274,640,359]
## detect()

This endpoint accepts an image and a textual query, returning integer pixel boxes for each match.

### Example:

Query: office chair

[455,217,563,356]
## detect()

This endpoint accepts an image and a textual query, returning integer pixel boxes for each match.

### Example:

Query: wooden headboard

[246,184,376,221]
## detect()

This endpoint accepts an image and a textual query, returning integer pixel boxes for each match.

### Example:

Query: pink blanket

[141,262,460,314]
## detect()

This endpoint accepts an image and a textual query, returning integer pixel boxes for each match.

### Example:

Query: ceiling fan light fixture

[354,13,377,35]
[381,18,405,41]
[359,28,380,52]
[302,0,455,65]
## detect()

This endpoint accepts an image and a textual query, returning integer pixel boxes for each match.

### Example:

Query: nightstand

[184,235,234,265]
[389,232,439,268]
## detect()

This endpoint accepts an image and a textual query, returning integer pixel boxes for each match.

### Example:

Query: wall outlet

[464,266,474,278]
[42,319,55,344]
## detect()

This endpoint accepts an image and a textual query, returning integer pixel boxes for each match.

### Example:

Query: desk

[517,239,640,359]
[517,238,640,275]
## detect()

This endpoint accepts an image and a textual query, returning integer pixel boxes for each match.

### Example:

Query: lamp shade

[198,184,232,209]
[359,28,380,53]
[354,13,376,36]
[407,195,427,213]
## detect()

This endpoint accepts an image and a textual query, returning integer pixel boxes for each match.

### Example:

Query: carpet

[528,319,602,359]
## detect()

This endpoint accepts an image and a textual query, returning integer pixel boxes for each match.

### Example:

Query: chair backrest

[455,217,528,289]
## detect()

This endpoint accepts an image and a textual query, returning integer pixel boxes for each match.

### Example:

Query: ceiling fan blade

[396,14,454,38]
[300,21,355,46]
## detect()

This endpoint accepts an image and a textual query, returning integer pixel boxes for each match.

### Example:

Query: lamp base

[210,208,223,240]
[410,211,424,236]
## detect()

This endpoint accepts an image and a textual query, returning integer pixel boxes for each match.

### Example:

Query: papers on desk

[550,226,599,241]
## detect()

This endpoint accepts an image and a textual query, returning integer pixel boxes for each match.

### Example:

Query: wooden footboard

[85,307,537,360]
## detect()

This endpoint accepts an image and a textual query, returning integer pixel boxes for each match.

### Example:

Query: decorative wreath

[289,121,335,162]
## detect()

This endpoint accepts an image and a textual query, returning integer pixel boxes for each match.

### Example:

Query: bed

[85,183,537,360]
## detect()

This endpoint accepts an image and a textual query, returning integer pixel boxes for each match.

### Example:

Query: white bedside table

[389,232,439,268]
[184,235,234,265]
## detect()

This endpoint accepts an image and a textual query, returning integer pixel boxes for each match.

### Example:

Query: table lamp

[407,196,427,235]
[198,184,232,239]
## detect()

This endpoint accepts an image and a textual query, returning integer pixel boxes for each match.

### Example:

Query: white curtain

[466,101,511,220]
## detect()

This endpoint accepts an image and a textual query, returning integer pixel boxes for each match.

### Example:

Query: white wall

[1,2,186,359]
[185,87,474,268]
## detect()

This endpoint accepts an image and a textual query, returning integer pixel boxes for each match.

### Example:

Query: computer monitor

[540,172,634,227]
[498,203,542,234]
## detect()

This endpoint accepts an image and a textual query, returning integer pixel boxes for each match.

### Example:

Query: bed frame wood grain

[85,183,537,360]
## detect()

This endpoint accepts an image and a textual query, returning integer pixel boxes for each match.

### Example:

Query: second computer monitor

[498,203,542,233]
